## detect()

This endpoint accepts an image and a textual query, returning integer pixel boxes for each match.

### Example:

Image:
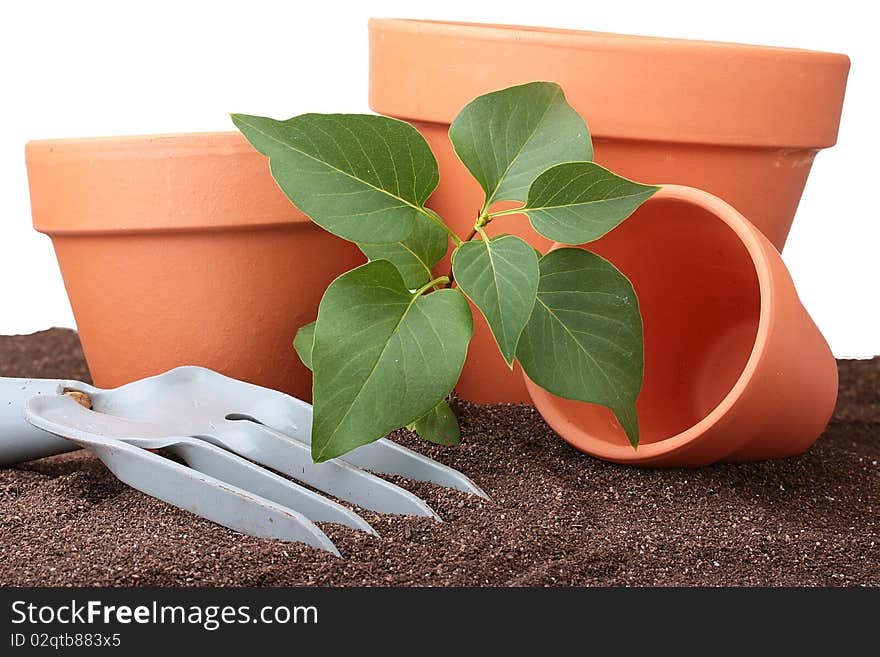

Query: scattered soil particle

[1,329,877,586]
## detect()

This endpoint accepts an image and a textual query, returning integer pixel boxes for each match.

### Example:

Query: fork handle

[0,378,92,465]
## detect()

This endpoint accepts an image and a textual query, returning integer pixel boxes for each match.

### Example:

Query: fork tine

[250,393,490,499]
[208,421,441,519]
[145,437,377,535]
[334,438,490,500]
[77,438,340,554]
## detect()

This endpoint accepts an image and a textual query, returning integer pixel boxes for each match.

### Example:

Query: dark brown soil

[1,328,877,586]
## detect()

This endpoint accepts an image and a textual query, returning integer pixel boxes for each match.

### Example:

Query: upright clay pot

[369,18,850,403]
[26,133,365,401]
[524,186,838,466]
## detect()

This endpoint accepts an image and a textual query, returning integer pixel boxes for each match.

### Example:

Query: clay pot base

[49,224,363,401]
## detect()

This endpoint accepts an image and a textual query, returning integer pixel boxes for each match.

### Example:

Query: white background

[1,0,877,357]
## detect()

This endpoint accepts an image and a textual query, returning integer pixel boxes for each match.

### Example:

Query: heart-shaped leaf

[413,400,461,446]
[232,113,439,244]
[311,260,473,461]
[359,209,449,289]
[523,162,659,244]
[517,248,643,447]
[293,321,316,370]
[449,82,592,209]
[452,235,539,366]
[296,316,464,452]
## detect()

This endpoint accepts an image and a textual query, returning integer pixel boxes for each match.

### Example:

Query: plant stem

[415,276,450,297]
[447,213,484,289]
[419,208,462,247]
[487,206,527,219]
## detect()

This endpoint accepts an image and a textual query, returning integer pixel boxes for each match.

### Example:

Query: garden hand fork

[0,367,486,555]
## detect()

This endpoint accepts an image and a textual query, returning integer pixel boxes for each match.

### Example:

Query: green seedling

[233,82,658,461]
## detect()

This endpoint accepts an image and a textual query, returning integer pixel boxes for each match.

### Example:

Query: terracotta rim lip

[371,18,849,60]
[25,131,252,156]
[525,184,775,463]
[34,221,314,238]
[26,131,321,234]
[369,18,850,148]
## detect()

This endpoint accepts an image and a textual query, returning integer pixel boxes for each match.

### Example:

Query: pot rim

[26,131,313,234]
[369,18,850,148]
[26,131,257,153]
[525,184,777,463]
[373,18,847,58]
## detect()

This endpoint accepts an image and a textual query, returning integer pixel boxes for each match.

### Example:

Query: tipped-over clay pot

[369,18,849,403]
[524,185,838,466]
[26,133,365,401]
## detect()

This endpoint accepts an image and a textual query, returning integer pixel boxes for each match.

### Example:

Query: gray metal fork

[1,368,487,555]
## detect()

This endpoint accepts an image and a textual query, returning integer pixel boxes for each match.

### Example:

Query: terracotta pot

[369,18,849,403]
[26,133,365,401]
[523,185,838,466]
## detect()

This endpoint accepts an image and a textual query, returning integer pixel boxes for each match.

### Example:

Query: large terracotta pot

[26,133,365,401]
[369,18,850,403]
[524,186,838,466]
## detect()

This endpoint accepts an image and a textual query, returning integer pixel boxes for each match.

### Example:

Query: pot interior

[559,197,761,447]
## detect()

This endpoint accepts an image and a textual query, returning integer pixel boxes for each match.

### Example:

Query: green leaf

[523,162,659,244]
[293,321,316,370]
[231,113,438,244]
[516,248,643,447]
[359,209,449,289]
[448,82,592,208]
[413,400,461,446]
[311,260,473,461]
[452,235,539,367]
